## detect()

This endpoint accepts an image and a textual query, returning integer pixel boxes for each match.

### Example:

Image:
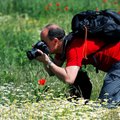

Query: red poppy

[56,2,60,7]
[118,11,120,14]
[113,1,118,4]
[64,6,69,11]
[103,0,107,3]
[45,6,49,11]
[48,3,52,7]
[38,79,46,85]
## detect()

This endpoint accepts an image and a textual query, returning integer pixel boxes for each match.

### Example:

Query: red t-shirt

[56,37,120,72]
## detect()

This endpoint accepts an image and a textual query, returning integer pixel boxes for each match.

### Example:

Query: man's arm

[44,57,64,76]
[36,51,80,84]
[47,61,80,84]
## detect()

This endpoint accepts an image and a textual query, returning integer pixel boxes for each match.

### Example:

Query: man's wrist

[46,60,53,68]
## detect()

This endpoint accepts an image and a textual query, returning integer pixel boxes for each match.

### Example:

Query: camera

[26,41,50,60]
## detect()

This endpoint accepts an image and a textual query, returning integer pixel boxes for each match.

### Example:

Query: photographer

[29,24,120,106]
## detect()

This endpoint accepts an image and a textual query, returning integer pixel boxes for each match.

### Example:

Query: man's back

[66,37,120,72]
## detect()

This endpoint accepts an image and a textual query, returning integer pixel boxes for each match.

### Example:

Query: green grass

[0,0,120,119]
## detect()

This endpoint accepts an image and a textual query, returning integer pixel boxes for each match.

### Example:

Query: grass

[0,0,120,119]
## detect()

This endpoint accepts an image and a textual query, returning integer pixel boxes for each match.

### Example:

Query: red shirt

[56,37,120,72]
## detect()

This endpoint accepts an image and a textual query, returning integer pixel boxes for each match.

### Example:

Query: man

[36,24,120,105]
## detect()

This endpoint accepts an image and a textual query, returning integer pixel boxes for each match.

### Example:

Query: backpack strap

[82,26,88,59]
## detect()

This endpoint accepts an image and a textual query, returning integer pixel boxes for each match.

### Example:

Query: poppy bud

[38,79,46,85]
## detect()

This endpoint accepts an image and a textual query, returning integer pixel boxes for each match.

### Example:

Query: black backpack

[70,9,120,42]
[63,10,120,73]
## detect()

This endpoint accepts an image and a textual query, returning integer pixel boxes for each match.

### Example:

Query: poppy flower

[38,79,46,85]
[113,1,118,4]
[103,0,107,3]
[56,2,60,7]
[48,3,52,7]
[45,6,49,11]
[64,6,69,11]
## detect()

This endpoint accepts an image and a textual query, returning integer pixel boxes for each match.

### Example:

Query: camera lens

[26,41,49,60]
[26,49,39,60]
[26,51,34,60]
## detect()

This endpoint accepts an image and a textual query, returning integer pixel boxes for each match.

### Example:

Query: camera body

[26,41,50,60]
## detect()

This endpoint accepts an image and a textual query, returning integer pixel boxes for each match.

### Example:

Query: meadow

[0,0,120,119]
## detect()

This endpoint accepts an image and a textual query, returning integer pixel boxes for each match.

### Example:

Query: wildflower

[113,1,118,4]
[64,6,69,11]
[118,11,120,14]
[38,79,46,85]
[45,5,49,11]
[56,2,60,7]
[96,7,99,11]
[103,0,107,3]
[48,3,52,7]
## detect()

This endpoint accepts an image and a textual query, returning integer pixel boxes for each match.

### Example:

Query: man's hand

[36,50,80,84]
[36,49,50,64]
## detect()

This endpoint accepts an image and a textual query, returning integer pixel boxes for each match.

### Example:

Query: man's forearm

[44,64,55,76]
[45,60,70,83]
[44,57,64,77]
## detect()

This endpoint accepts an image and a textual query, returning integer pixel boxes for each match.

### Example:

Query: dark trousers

[99,62,120,105]
[69,71,92,100]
